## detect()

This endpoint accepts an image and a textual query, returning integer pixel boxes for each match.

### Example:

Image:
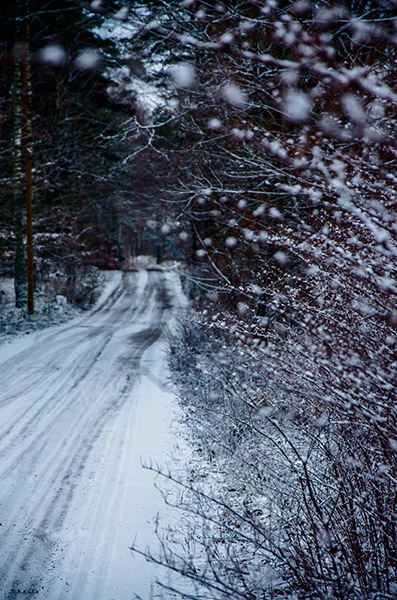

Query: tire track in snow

[57,382,139,600]
[0,269,146,407]
[0,269,182,600]
[2,376,135,598]
[0,270,153,451]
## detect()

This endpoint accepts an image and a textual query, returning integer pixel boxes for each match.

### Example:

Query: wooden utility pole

[12,38,27,308]
[12,0,34,313]
[25,148,34,314]
[20,32,34,314]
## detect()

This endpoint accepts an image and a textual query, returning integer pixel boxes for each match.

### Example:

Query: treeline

[0,0,156,307]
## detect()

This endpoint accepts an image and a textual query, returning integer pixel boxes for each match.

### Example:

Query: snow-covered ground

[0,278,82,344]
[0,269,193,600]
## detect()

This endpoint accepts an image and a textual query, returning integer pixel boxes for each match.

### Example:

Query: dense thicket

[117,1,397,598]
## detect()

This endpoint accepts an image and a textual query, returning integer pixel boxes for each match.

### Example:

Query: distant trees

[1,1,130,307]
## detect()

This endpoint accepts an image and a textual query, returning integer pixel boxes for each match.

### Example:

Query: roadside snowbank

[0,278,81,344]
[0,266,107,346]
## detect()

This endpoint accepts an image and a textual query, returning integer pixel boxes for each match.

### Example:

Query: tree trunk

[12,35,27,308]
[12,0,34,312]
[21,25,34,314]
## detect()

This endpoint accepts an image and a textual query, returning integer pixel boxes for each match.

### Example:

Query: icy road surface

[0,269,189,600]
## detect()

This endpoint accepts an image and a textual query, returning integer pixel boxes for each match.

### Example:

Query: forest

[1,0,397,598]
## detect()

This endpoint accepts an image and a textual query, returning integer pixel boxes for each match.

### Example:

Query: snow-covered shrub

[166,282,397,599]
[39,265,104,309]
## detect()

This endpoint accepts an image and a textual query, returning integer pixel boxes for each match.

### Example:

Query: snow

[114,6,129,21]
[207,118,222,130]
[0,269,192,600]
[107,65,166,117]
[74,49,102,71]
[341,93,366,123]
[283,89,312,124]
[38,44,67,66]
[169,63,196,89]
[0,279,83,345]
[92,12,145,42]
[221,83,247,109]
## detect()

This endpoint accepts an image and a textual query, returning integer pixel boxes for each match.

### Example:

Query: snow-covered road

[0,269,189,600]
